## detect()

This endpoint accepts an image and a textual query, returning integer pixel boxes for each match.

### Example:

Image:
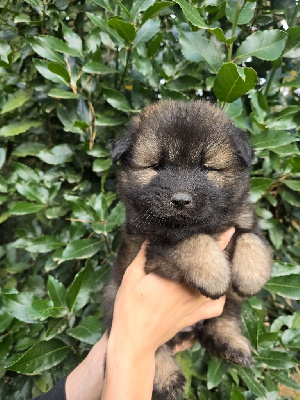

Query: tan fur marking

[174,234,231,297]
[154,345,181,391]
[235,204,254,229]
[232,233,272,296]
[133,169,157,185]
[207,316,251,357]
[133,132,160,167]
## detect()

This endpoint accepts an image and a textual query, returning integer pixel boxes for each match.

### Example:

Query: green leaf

[47,276,67,308]
[37,144,73,165]
[33,371,53,394]
[9,202,45,215]
[134,19,160,46]
[0,176,7,193]
[62,23,83,56]
[254,349,298,369]
[0,312,14,333]
[48,62,70,83]
[61,239,103,262]
[95,115,126,126]
[16,182,49,204]
[1,90,32,114]
[25,0,39,6]
[86,13,126,47]
[34,59,69,85]
[66,260,95,313]
[38,36,82,57]
[131,0,155,21]
[269,371,300,391]
[0,121,41,137]
[107,201,126,228]
[284,180,300,192]
[64,195,97,220]
[92,192,108,220]
[173,0,208,28]
[178,30,224,73]
[45,318,67,340]
[27,37,64,63]
[251,130,298,149]
[241,301,261,349]
[89,0,114,13]
[13,160,42,180]
[141,1,171,24]
[103,88,132,112]
[281,329,300,350]
[67,316,102,344]
[225,0,256,25]
[0,148,6,170]
[284,27,300,58]
[175,351,193,397]
[108,17,136,43]
[230,385,246,400]
[272,261,300,277]
[2,292,36,323]
[93,158,111,172]
[207,357,227,389]
[28,297,66,321]
[281,187,300,207]
[82,60,117,75]
[25,236,64,253]
[209,27,228,43]
[250,177,273,202]
[213,63,257,103]
[7,339,69,374]
[48,89,79,99]
[0,334,13,363]
[265,274,300,299]
[235,30,287,62]
[12,143,46,157]
[236,366,267,397]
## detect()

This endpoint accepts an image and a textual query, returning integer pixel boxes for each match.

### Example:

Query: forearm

[65,333,107,400]
[102,331,156,400]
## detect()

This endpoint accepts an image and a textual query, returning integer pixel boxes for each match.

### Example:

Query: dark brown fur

[103,100,272,400]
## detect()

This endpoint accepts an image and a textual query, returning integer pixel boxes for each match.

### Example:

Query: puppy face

[112,101,254,237]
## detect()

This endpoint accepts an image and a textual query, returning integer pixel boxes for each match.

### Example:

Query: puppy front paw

[232,233,272,296]
[199,320,252,367]
[180,235,231,299]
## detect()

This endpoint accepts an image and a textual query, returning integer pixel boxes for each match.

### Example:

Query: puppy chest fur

[103,100,272,400]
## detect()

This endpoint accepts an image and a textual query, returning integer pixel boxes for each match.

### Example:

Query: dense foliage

[0,0,299,398]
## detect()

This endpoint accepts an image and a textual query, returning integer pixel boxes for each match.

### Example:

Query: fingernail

[228,227,235,240]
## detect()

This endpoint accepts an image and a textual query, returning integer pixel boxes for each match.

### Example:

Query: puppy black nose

[171,192,193,208]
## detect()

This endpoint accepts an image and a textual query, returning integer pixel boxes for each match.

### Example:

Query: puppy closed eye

[144,162,164,171]
[202,165,223,172]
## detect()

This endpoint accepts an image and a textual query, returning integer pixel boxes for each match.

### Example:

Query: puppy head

[112,101,254,235]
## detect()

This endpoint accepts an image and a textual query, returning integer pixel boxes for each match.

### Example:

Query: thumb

[125,241,148,280]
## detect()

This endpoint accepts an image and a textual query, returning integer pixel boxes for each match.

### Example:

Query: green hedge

[0,0,299,398]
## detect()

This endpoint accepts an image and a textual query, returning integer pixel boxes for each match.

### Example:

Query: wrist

[107,327,157,362]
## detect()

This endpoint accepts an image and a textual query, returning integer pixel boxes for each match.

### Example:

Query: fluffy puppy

[103,100,272,400]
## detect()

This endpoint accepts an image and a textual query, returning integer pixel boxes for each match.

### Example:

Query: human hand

[109,227,235,356]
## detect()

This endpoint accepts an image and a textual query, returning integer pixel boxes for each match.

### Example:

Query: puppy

[103,100,272,400]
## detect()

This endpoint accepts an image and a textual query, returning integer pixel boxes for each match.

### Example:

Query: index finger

[217,227,235,250]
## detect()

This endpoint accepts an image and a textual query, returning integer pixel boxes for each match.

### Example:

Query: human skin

[65,227,235,400]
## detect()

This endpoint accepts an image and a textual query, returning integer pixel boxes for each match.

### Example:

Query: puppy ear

[110,135,132,164]
[234,130,255,168]
[110,116,140,164]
